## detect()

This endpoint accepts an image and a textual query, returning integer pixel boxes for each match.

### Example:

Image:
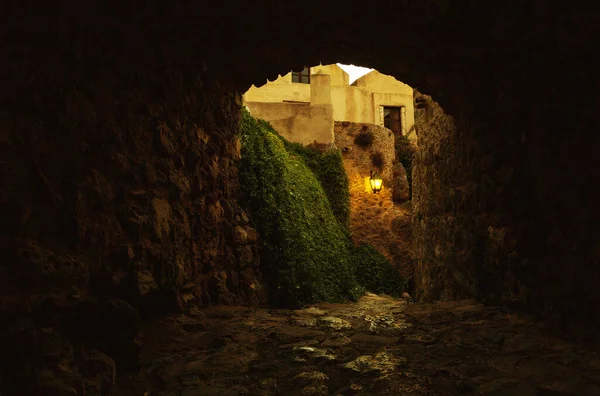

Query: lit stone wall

[334,121,413,281]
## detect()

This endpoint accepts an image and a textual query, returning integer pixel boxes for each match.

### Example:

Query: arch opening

[241,62,419,299]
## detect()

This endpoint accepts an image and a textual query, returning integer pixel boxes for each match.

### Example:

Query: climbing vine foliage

[282,140,351,228]
[238,108,406,307]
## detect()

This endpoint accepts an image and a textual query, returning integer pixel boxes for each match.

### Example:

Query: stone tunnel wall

[0,32,262,393]
[411,88,600,348]
[412,93,481,301]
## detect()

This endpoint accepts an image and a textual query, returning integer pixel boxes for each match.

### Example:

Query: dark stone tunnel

[1,1,599,394]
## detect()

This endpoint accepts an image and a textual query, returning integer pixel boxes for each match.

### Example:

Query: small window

[292,66,310,84]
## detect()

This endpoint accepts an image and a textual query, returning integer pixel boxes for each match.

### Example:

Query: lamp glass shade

[369,172,383,193]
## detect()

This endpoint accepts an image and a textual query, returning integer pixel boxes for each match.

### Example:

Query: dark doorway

[384,106,402,136]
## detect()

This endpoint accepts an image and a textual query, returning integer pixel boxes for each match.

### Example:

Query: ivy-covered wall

[282,141,351,229]
[239,109,406,307]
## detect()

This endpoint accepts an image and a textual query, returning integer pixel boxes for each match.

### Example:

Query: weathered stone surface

[114,294,600,396]
[237,245,254,268]
[4,239,91,292]
[321,333,351,347]
[135,269,158,296]
[335,121,414,281]
[0,15,265,390]
[293,345,336,363]
[232,225,248,245]
[291,371,329,386]
[79,350,116,395]
[0,301,124,396]
[412,93,479,301]
[391,163,410,203]
[411,86,600,352]
[316,316,352,330]
[244,226,259,243]
[341,352,404,376]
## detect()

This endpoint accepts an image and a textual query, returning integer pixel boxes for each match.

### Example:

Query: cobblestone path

[116,294,600,395]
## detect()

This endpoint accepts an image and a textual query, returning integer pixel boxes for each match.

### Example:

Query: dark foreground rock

[115,294,600,395]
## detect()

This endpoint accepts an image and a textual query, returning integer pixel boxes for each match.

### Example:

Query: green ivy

[238,108,406,307]
[283,140,350,228]
[352,244,407,297]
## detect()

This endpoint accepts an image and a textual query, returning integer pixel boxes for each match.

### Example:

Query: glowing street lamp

[369,170,383,194]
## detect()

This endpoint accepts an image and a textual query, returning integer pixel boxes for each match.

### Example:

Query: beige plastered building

[243,64,416,145]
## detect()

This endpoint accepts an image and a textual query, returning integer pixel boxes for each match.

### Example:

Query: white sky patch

[337,63,373,84]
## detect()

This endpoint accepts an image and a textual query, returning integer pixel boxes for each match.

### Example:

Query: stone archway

[1,1,600,392]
